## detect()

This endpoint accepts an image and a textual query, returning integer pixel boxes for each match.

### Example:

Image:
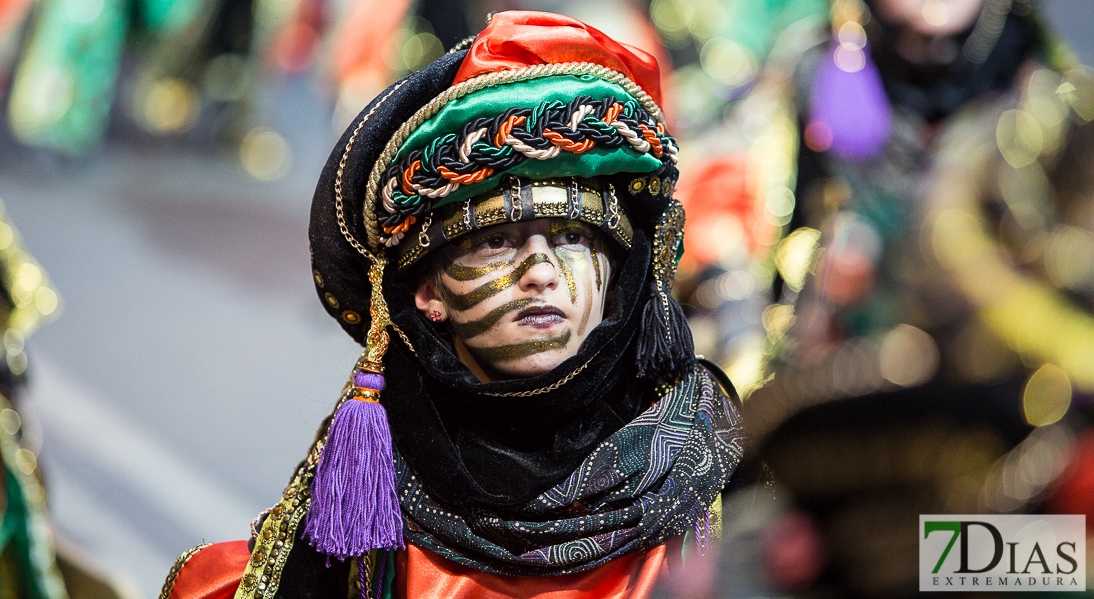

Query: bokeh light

[240,127,292,181]
[140,78,199,134]
[878,325,939,387]
[1022,364,1072,427]
[996,109,1043,168]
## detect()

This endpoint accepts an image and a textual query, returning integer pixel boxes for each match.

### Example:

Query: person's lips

[515,305,566,327]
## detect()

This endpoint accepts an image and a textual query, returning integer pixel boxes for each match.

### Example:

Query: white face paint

[415,218,612,380]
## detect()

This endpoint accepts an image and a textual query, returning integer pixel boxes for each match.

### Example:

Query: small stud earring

[429,310,442,322]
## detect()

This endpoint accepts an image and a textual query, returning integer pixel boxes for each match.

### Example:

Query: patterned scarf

[394,365,744,576]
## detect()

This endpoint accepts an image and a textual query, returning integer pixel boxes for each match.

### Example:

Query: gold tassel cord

[363,253,392,369]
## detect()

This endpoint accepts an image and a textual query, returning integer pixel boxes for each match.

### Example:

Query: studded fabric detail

[396,177,634,270]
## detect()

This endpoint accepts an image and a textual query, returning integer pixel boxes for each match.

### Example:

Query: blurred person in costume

[159,12,745,599]
[664,0,1094,595]
[5,0,259,155]
[0,202,125,599]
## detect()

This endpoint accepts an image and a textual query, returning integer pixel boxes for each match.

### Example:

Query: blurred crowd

[0,0,1092,597]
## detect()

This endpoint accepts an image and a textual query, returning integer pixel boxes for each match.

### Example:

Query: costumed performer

[159,11,745,599]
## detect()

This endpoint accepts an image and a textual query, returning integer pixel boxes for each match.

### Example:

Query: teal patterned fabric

[395,365,744,576]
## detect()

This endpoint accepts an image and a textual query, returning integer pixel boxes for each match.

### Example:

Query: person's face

[872,0,986,36]
[415,218,613,380]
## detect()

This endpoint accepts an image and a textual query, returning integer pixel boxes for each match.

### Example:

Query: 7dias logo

[920,515,1086,592]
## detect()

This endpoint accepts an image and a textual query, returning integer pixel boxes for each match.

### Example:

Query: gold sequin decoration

[652,200,685,292]
[234,455,315,599]
[313,271,324,288]
[708,493,723,539]
[324,293,340,309]
[662,179,675,198]
[629,178,646,194]
[342,311,361,325]
[648,176,661,196]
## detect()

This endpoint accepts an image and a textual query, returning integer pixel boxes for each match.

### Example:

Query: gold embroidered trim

[159,543,211,599]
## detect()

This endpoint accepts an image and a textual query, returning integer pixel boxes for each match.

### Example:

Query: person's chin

[494,350,573,378]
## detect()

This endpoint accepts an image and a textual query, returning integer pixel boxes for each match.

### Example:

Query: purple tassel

[694,510,711,554]
[808,39,891,161]
[304,370,403,560]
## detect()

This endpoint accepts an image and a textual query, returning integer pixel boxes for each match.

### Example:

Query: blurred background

[0,0,1088,597]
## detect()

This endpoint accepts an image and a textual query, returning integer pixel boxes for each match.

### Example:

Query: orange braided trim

[639,124,663,158]
[494,115,527,146]
[383,214,417,235]
[603,102,623,124]
[438,166,495,184]
[543,129,595,154]
[401,160,421,195]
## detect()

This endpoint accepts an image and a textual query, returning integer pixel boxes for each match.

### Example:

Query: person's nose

[517,235,558,292]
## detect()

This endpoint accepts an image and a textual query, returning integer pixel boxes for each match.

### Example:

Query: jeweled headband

[395,176,635,269]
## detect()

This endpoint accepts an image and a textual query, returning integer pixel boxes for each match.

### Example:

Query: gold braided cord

[364,62,666,249]
[363,254,391,366]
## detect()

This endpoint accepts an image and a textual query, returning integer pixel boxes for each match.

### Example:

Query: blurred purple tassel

[304,371,403,560]
[809,40,891,161]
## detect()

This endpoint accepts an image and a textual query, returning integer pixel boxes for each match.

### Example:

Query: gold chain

[480,352,597,397]
[335,80,408,261]
[391,322,417,356]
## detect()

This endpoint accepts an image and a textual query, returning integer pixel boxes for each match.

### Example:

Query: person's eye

[553,228,592,248]
[485,235,508,249]
[473,234,513,252]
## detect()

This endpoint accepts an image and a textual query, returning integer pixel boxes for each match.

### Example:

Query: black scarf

[398,364,744,576]
[380,230,655,511]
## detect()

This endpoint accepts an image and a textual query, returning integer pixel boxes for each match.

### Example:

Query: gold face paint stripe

[554,247,578,304]
[440,253,552,311]
[469,329,572,363]
[590,247,602,291]
[444,259,512,281]
[578,260,594,335]
[548,221,589,238]
[450,298,543,339]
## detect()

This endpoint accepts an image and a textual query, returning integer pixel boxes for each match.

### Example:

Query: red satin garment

[166,541,250,599]
[396,543,670,599]
[453,11,663,107]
